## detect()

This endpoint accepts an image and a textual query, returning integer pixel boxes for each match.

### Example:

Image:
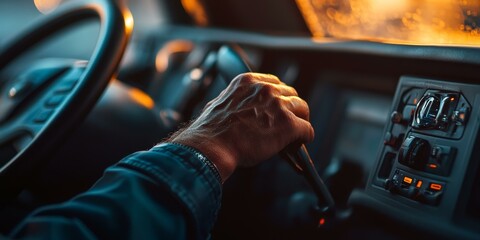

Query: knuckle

[295,97,309,115]
[236,73,255,85]
[289,86,298,96]
[299,97,308,106]
[271,96,284,109]
[265,74,281,83]
[301,99,310,115]
[300,121,314,141]
[305,107,311,119]
[258,84,277,97]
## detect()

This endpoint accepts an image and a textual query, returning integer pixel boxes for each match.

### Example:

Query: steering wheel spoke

[0,0,132,195]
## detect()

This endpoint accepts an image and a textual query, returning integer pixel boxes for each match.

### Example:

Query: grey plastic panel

[351,76,480,239]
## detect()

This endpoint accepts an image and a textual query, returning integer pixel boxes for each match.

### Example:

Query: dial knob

[398,136,431,170]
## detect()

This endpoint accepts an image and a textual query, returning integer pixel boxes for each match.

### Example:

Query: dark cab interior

[0,0,479,239]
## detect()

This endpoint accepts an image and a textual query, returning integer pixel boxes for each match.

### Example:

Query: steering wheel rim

[0,0,132,194]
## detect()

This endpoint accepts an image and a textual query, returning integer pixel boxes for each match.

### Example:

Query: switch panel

[370,76,480,208]
[385,169,445,206]
[361,76,480,238]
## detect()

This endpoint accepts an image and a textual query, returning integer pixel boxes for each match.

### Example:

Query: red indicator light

[416,180,423,188]
[319,218,326,226]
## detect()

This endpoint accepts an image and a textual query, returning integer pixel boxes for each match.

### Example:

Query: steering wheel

[0,0,132,196]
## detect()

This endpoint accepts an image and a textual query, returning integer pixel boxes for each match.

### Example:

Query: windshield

[296,0,480,46]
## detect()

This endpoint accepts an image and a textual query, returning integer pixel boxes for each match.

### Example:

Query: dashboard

[125,26,480,239]
[1,0,480,239]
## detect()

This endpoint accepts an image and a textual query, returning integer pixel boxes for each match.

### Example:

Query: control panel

[381,90,465,206]
[353,76,480,238]
[370,76,480,205]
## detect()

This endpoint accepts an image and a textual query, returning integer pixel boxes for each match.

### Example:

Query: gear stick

[216,45,346,227]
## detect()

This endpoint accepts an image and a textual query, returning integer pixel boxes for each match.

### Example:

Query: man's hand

[170,73,314,181]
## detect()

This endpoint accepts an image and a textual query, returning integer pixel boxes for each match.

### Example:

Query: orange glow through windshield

[296,0,480,46]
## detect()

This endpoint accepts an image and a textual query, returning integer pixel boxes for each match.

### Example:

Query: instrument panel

[352,76,480,239]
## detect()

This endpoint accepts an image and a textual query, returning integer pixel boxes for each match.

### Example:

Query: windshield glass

[296,0,480,46]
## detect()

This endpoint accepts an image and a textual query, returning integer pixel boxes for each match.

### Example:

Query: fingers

[281,96,314,143]
[235,73,284,85]
[235,73,296,96]
[244,72,282,84]
[234,72,314,144]
[269,83,298,96]
[294,118,315,143]
[279,96,310,121]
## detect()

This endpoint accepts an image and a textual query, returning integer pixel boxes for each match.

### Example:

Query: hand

[169,73,314,181]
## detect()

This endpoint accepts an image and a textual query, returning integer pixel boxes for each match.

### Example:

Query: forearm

[10,144,222,240]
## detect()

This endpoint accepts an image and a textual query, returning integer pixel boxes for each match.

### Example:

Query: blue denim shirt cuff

[117,143,222,239]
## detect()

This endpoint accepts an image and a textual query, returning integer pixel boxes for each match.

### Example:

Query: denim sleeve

[10,143,222,240]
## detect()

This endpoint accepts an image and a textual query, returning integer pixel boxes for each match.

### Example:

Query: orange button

[416,180,423,188]
[403,176,413,184]
[428,164,438,169]
[430,183,443,191]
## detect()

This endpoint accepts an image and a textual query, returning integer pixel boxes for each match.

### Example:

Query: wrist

[170,131,238,181]
[168,142,223,183]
